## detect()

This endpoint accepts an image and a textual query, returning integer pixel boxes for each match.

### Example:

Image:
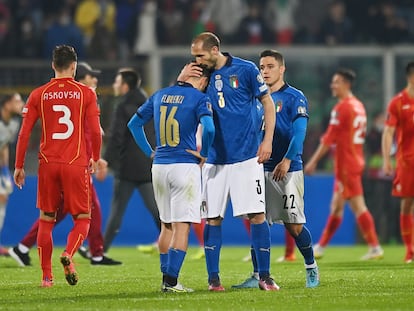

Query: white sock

[18,243,30,254]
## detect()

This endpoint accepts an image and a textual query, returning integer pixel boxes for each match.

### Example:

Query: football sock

[192,221,205,246]
[37,219,55,279]
[243,218,251,236]
[294,226,315,266]
[18,243,30,254]
[251,221,271,279]
[20,220,39,248]
[318,215,342,247]
[400,214,413,253]
[357,211,379,247]
[250,245,258,273]
[66,218,90,257]
[285,228,296,256]
[160,253,168,274]
[166,248,186,280]
[204,224,222,282]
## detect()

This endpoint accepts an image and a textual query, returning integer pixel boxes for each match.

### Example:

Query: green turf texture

[0,245,412,310]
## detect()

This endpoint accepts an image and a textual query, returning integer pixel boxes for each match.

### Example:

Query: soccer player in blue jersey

[127,64,215,293]
[188,32,278,291]
[234,49,320,289]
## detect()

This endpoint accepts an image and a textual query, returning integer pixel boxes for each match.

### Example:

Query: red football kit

[15,77,101,215]
[321,96,367,199]
[385,89,414,197]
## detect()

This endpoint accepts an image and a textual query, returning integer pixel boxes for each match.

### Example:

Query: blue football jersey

[137,82,212,164]
[264,83,309,172]
[206,53,268,164]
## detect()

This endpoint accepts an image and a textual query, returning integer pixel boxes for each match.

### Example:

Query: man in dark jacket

[103,68,160,252]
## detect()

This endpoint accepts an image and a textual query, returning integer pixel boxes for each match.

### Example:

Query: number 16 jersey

[321,96,366,175]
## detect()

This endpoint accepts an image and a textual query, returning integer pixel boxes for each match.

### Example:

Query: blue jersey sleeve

[199,115,215,158]
[127,113,153,158]
[284,116,307,160]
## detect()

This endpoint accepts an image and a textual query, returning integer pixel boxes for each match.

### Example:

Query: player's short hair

[335,68,356,85]
[0,93,16,108]
[119,69,139,90]
[405,62,414,77]
[52,45,77,71]
[192,32,220,51]
[260,49,285,66]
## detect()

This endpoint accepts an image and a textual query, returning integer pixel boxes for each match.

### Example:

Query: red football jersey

[15,77,101,168]
[385,89,414,162]
[321,96,366,175]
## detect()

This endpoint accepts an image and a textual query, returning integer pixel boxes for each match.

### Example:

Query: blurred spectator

[115,0,142,61]
[16,17,41,58]
[134,0,157,54]
[237,1,271,45]
[43,7,85,59]
[319,0,354,45]
[375,1,410,44]
[365,111,387,178]
[264,0,299,44]
[200,0,247,44]
[75,0,116,46]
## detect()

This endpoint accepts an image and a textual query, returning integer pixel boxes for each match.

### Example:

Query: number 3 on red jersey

[52,104,74,140]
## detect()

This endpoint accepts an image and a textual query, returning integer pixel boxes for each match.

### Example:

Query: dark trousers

[103,178,160,252]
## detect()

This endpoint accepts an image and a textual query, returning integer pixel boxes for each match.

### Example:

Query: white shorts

[202,157,265,218]
[152,163,202,224]
[264,170,306,225]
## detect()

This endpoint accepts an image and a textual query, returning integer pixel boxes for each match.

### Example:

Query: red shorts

[333,171,363,199]
[37,162,91,215]
[392,161,414,197]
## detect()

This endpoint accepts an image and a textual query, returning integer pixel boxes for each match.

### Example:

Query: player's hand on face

[272,158,291,181]
[177,62,203,81]
[304,161,316,175]
[256,140,272,163]
[13,168,25,190]
[186,149,206,167]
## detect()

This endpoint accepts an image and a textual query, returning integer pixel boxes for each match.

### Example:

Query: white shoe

[361,246,384,260]
[313,244,324,259]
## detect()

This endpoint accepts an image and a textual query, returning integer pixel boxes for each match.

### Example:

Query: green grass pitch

[0,245,413,310]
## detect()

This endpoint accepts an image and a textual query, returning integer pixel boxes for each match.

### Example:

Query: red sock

[37,219,55,279]
[66,218,90,257]
[285,229,296,257]
[192,220,205,246]
[400,214,413,253]
[357,211,379,247]
[318,215,342,247]
[243,218,251,236]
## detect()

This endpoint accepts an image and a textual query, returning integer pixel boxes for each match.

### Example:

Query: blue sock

[204,224,222,282]
[166,248,186,278]
[295,226,315,265]
[251,221,271,279]
[250,245,258,273]
[160,253,168,274]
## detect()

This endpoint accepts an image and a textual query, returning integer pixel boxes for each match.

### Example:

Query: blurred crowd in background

[1,0,414,61]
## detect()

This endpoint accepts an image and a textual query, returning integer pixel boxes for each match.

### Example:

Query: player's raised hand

[257,140,272,163]
[13,168,25,190]
[177,62,203,81]
[186,149,206,167]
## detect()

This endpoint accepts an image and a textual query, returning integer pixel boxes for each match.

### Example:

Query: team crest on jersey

[275,101,282,112]
[214,75,223,91]
[229,75,239,88]
[297,106,307,114]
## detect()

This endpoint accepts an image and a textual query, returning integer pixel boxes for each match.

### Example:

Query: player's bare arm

[177,62,203,81]
[381,125,395,176]
[304,143,330,175]
[257,93,275,163]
